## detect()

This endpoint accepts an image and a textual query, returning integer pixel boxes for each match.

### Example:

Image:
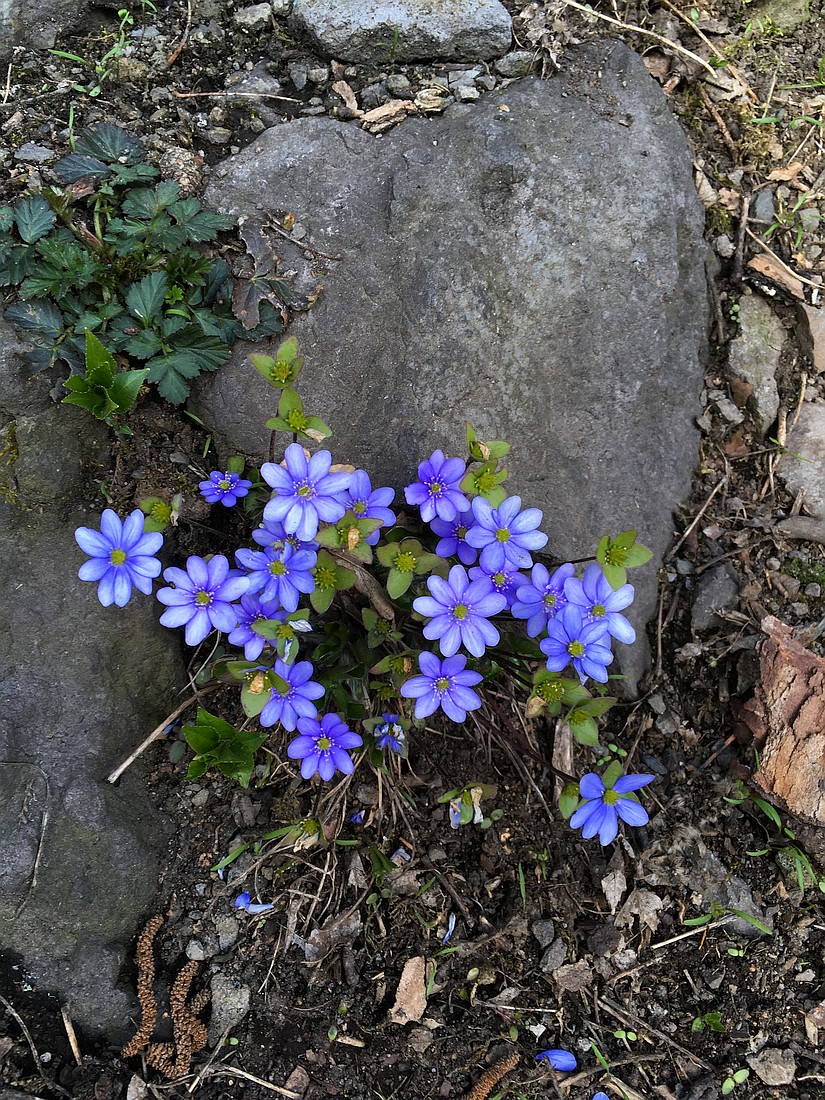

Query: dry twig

[462,1050,521,1100]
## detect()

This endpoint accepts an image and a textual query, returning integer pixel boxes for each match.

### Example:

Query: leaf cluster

[0,123,312,403]
[181,707,268,788]
[62,329,148,421]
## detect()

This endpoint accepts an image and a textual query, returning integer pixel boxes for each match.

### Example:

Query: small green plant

[181,707,268,787]
[722,1068,749,1095]
[0,123,310,404]
[682,898,772,936]
[62,329,148,422]
[438,783,502,829]
[691,1011,725,1034]
[50,5,150,97]
[765,190,815,249]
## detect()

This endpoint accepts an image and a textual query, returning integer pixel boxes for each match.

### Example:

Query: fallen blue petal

[536,1048,577,1072]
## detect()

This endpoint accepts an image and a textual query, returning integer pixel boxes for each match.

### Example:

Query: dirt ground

[2,2,825,1098]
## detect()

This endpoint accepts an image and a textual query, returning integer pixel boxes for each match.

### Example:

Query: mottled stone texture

[194,42,708,686]
[0,0,88,53]
[289,0,512,63]
[0,320,185,1036]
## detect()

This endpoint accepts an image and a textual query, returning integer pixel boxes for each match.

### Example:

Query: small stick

[650,915,734,948]
[559,0,716,76]
[733,193,750,283]
[106,683,220,784]
[165,0,192,69]
[186,1025,231,1093]
[202,1065,302,1096]
[2,63,11,105]
[744,225,824,291]
[697,84,739,161]
[173,89,300,103]
[668,475,728,558]
[265,217,343,261]
[597,996,713,1071]
[0,995,72,1098]
[61,1006,82,1066]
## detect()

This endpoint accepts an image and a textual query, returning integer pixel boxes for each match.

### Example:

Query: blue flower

[235,542,317,613]
[413,564,506,657]
[157,555,249,646]
[570,771,654,845]
[540,604,613,684]
[339,470,396,545]
[287,712,363,781]
[75,508,163,607]
[227,593,284,660]
[404,450,468,524]
[464,495,547,572]
[469,562,525,610]
[259,658,325,731]
[199,470,253,507]
[400,651,483,723]
[431,506,477,565]
[262,443,351,542]
[593,1094,610,1100]
[512,562,574,637]
[536,1049,577,1071]
[233,891,275,915]
[251,517,317,555]
[565,562,636,643]
[374,714,405,754]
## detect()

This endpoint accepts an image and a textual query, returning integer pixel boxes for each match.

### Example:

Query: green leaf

[109,368,149,414]
[601,760,625,789]
[570,716,599,746]
[183,723,222,755]
[310,585,336,614]
[108,162,159,187]
[126,271,167,322]
[387,568,413,599]
[0,207,13,231]
[558,782,580,820]
[727,908,772,935]
[186,758,209,781]
[169,197,235,241]
[682,913,714,927]
[52,153,111,183]
[74,122,144,164]
[5,299,65,337]
[601,561,627,589]
[14,195,56,244]
[62,375,118,420]
[625,543,653,568]
[125,329,163,360]
[84,329,116,389]
[121,180,180,220]
[575,696,617,717]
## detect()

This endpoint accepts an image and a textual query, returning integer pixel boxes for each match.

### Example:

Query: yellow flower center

[269,560,286,576]
[195,591,212,606]
[317,736,331,751]
[603,790,619,806]
[109,548,127,566]
[567,640,585,658]
[453,603,469,621]
[435,677,450,692]
[394,551,416,573]
[286,410,308,431]
[495,527,510,543]
[592,603,606,618]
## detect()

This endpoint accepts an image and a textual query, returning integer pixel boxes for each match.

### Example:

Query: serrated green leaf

[109,368,148,414]
[121,180,180,220]
[14,195,56,244]
[186,757,209,781]
[108,162,159,187]
[126,271,167,322]
[0,207,14,230]
[84,329,116,388]
[74,122,144,164]
[169,197,235,241]
[5,299,65,337]
[61,378,118,420]
[52,153,110,183]
[182,723,222,755]
[125,329,163,359]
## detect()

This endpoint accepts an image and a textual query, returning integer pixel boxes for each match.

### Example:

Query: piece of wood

[748,616,825,825]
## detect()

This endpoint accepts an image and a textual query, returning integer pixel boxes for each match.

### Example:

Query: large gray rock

[193,42,708,686]
[0,0,88,52]
[779,404,825,519]
[0,321,186,1037]
[289,0,512,63]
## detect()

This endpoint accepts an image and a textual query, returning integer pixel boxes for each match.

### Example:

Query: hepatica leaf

[14,195,56,244]
[74,121,144,165]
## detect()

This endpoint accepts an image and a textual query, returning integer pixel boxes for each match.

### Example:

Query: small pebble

[790,601,808,618]
[804,582,821,598]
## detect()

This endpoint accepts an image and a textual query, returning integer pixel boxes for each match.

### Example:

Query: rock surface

[288,0,513,63]
[193,42,708,687]
[726,295,784,436]
[0,321,186,1036]
[0,0,88,52]
[779,404,825,519]
[746,1046,796,1086]
[691,564,740,634]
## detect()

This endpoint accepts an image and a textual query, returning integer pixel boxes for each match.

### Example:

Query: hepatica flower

[287,712,363,781]
[431,506,477,565]
[339,470,396,545]
[404,450,468,523]
[540,604,613,684]
[413,564,506,657]
[536,1049,577,1072]
[512,562,574,637]
[199,470,253,507]
[465,495,547,572]
[157,555,249,646]
[565,562,636,644]
[400,651,483,723]
[262,443,351,542]
[374,713,405,754]
[233,891,274,915]
[259,658,325,730]
[251,517,317,555]
[75,508,163,607]
[228,593,283,660]
[570,771,654,845]
[235,542,316,612]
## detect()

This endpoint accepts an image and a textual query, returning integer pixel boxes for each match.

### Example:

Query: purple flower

[157,555,249,646]
[199,470,253,507]
[228,593,283,660]
[233,891,274,915]
[400,651,483,723]
[512,562,575,637]
[540,604,613,684]
[431,506,477,565]
[288,712,363,781]
[251,517,317,555]
[262,443,351,542]
[565,562,636,644]
[404,450,468,523]
[339,470,396,545]
[374,714,405,754]
[464,495,547,572]
[413,564,506,657]
[235,543,317,613]
[536,1049,577,1072]
[469,562,524,609]
[75,508,163,607]
[259,658,325,730]
[570,772,654,845]
[593,1094,610,1100]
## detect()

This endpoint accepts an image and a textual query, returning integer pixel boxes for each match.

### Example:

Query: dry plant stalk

[121,915,163,1059]
[463,1050,521,1100]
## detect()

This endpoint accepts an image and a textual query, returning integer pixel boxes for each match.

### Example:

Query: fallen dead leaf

[724,426,750,459]
[283,1066,310,1096]
[331,80,362,116]
[360,99,416,134]
[388,956,427,1024]
[615,888,665,934]
[768,162,804,182]
[747,254,805,300]
[601,869,627,915]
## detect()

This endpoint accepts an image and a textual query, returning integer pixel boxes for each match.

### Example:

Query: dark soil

[2,3,825,1099]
